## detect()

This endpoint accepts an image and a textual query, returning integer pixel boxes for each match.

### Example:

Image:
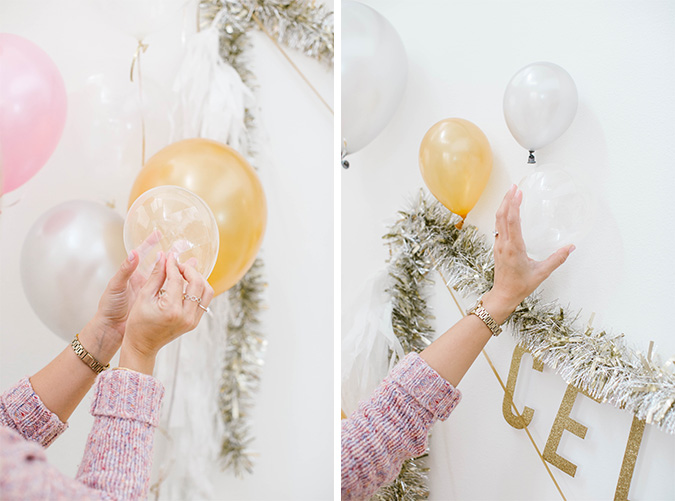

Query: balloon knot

[341,140,350,169]
[528,151,536,164]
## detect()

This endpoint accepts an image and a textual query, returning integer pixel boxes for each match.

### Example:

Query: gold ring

[198,303,209,312]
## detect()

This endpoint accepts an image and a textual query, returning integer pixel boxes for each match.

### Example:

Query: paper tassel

[150,295,228,500]
[172,10,254,151]
[342,270,404,415]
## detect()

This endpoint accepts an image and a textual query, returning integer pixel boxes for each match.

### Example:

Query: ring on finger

[198,303,210,313]
[183,294,202,303]
[493,230,499,237]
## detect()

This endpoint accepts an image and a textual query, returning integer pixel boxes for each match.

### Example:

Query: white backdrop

[0,1,333,499]
[341,1,674,499]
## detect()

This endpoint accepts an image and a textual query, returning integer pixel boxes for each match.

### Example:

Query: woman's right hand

[482,185,575,324]
[119,252,215,375]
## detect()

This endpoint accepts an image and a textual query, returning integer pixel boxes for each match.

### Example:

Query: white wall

[0,1,333,499]
[342,1,674,499]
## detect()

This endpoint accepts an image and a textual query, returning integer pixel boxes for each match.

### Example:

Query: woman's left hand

[89,231,162,346]
[88,250,144,347]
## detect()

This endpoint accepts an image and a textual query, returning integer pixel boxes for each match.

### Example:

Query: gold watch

[71,334,110,374]
[468,299,502,336]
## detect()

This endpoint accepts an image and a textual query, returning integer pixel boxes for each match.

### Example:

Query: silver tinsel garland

[201,0,333,71]
[379,190,675,498]
[220,259,267,475]
[196,0,332,475]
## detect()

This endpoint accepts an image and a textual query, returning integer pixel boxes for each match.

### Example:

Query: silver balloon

[503,62,578,160]
[21,201,127,341]
[342,0,407,157]
[519,166,591,261]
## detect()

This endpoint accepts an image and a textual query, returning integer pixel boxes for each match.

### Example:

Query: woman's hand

[89,251,143,343]
[119,252,215,374]
[88,230,162,348]
[482,185,575,324]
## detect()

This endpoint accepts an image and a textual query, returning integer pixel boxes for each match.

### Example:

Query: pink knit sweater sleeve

[341,352,462,500]
[0,369,164,500]
[0,376,68,447]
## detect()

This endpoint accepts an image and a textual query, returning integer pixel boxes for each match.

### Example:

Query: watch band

[71,333,110,374]
[468,299,502,336]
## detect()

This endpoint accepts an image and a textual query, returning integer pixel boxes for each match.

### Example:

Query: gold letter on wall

[543,384,600,477]
[503,344,544,429]
[614,416,646,501]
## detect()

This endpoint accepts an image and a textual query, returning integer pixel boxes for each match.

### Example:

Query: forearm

[0,371,164,501]
[341,353,461,500]
[29,317,122,423]
[420,289,515,387]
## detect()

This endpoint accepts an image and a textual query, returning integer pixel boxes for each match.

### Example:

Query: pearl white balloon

[519,166,591,261]
[342,0,407,155]
[21,201,126,341]
[504,62,578,155]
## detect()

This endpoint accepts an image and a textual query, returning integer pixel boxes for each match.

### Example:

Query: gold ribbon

[130,40,149,83]
[129,40,149,166]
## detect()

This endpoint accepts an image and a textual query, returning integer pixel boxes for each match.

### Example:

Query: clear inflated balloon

[124,185,219,279]
[21,201,127,341]
[519,166,590,261]
[66,72,173,176]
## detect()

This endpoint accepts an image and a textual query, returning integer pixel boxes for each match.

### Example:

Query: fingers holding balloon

[161,253,186,306]
[179,258,212,324]
[140,252,167,299]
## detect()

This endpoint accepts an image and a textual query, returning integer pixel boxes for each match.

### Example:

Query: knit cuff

[91,370,165,427]
[389,353,462,421]
[1,376,68,447]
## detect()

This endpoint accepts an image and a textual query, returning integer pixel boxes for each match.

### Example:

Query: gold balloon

[129,138,267,296]
[419,118,492,227]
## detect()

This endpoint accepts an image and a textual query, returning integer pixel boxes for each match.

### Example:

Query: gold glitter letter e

[543,384,600,477]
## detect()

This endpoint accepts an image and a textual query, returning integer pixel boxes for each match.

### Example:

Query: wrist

[481,290,519,325]
[78,319,123,365]
[119,341,156,376]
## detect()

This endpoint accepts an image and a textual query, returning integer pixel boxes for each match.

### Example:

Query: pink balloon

[0,34,67,193]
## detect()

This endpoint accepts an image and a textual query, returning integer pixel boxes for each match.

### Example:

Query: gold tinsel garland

[197,0,333,475]
[377,190,675,499]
